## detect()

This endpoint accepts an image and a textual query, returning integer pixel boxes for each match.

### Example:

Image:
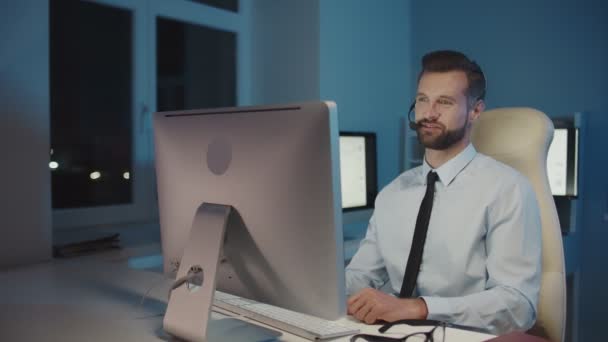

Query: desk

[0,246,495,341]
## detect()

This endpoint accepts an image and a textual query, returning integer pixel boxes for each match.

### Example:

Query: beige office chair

[471,107,566,342]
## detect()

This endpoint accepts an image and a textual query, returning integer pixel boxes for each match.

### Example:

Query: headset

[407,101,417,130]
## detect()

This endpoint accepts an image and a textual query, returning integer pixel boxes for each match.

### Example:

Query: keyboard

[213,291,359,340]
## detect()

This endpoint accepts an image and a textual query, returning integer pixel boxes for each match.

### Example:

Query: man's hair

[418,50,486,105]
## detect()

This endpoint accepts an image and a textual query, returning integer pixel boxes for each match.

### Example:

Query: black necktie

[399,171,439,298]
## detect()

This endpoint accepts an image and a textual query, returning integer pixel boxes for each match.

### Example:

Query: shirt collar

[422,144,477,186]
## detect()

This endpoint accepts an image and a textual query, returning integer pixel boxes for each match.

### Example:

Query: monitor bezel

[339,131,378,212]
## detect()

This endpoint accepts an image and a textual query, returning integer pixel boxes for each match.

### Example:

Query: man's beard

[415,119,467,150]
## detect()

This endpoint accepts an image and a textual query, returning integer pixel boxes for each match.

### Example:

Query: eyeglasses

[350,320,446,342]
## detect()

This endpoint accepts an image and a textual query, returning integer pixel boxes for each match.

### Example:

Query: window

[50,0,246,229]
[50,0,133,208]
[157,17,236,111]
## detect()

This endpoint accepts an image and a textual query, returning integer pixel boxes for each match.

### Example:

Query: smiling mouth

[420,123,443,130]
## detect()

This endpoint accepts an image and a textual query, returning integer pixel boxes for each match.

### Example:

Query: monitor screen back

[153,101,346,319]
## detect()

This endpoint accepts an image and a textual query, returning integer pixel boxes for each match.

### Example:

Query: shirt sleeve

[421,174,542,335]
[345,213,390,296]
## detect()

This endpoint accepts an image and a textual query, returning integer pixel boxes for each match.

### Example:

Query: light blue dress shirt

[345,144,542,335]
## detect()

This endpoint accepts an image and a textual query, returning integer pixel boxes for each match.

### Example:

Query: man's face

[414,71,472,150]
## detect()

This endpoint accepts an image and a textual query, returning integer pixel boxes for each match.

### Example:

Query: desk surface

[0,245,496,342]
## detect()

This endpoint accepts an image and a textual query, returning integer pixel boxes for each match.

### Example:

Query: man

[345,50,541,335]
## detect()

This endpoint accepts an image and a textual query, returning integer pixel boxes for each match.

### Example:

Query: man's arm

[347,288,427,324]
[345,214,390,296]
[422,175,542,335]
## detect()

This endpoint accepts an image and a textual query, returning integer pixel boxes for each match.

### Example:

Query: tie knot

[426,171,438,185]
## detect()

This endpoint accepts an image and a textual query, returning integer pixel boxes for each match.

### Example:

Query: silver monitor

[153,101,346,321]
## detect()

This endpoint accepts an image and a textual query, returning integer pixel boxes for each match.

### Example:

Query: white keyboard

[213,291,359,340]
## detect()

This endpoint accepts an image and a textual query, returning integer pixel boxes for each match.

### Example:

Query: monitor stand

[162,203,281,342]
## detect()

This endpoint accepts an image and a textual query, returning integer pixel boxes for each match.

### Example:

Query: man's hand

[347,288,428,324]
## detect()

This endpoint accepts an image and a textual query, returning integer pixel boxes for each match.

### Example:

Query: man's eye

[416,97,428,103]
[437,99,453,106]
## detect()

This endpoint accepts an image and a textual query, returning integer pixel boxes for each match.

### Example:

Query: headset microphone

[408,101,417,130]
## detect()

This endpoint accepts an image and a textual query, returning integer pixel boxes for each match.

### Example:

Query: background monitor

[339,132,377,211]
[547,121,579,197]
[153,101,346,320]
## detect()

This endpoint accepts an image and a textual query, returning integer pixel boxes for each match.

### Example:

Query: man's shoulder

[470,153,535,195]
[375,166,423,200]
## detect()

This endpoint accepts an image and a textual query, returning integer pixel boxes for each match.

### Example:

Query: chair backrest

[471,107,566,342]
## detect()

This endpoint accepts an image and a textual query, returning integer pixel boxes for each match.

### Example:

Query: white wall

[0,1,52,267]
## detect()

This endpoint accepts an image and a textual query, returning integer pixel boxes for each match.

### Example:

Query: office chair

[471,107,566,342]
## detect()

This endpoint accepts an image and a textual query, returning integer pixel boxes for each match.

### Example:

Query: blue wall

[253,0,412,192]
[412,0,608,340]
[320,0,412,191]
[319,0,412,236]
[250,0,320,105]
[250,0,412,236]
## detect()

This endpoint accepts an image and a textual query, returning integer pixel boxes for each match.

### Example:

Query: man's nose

[422,102,440,120]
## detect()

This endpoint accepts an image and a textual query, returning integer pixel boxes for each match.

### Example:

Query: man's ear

[469,100,485,123]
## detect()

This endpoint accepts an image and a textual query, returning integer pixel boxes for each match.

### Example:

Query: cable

[138,275,169,308]
[167,273,199,299]
[137,265,203,311]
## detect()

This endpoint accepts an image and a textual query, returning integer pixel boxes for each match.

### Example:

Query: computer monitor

[153,101,346,322]
[547,122,578,197]
[339,132,377,211]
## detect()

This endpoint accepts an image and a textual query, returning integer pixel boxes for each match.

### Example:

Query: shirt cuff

[420,296,454,321]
